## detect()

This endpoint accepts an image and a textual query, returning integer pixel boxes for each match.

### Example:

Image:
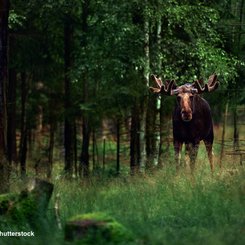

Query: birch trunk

[139,15,150,172]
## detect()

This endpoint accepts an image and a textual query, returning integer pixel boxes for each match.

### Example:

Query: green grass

[1,153,244,244]
[49,165,244,245]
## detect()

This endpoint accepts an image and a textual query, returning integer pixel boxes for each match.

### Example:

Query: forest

[0,0,245,244]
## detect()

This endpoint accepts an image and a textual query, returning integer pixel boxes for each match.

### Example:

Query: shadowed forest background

[1,0,244,184]
[0,1,245,244]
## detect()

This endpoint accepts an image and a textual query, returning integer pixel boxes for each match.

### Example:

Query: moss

[0,179,53,231]
[65,212,133,244]
[0,193,18,202]
[0,190,46,227]
[0,193,18,215]
[69,212,115,223]
[8,194,38,225]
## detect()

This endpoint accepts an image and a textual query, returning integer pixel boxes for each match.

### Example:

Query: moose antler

[206,74,219,92]
[150,74,176,95]
[149,75,163,93]
[194,74,219,93]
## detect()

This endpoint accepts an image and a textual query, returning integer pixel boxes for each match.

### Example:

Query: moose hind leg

[174,140,183,172]
[204,140,214,171]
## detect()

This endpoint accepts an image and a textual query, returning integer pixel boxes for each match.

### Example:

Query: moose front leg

[174,140,183,172]
[189,143,199,173]
[185,143,191,167]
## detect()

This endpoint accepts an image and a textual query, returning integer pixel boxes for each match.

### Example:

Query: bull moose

[150,74,219,172]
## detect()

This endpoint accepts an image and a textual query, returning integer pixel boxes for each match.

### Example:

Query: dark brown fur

[172,90,214,172]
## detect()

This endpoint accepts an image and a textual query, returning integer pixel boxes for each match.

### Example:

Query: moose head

[150,74,219,122]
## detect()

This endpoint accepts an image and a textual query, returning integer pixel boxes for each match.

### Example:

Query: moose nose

[181,109,192,121]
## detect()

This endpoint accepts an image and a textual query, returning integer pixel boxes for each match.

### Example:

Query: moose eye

[177,96,181,103]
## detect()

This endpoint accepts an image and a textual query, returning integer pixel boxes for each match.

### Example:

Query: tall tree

[19,72,30,177]
[130,104,140,173]
[64,16,75,176]
[79,0,91,177]
[231,0,244,150]
[139,7,150,171]
[7,67,17,166]
[0,0,10,193]
[146,12,162,167]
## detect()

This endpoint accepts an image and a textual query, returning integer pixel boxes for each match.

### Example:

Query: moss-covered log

[0,193,18,215]
[0,178,53,227]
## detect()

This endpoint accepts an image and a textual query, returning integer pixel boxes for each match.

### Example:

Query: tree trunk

[74,122,78,178]
[79,76,90,178]
[0,0,10,193]
[92,129,95,170]
[146,94,157,168]
[80,117,90,177]
[34,104,43,162]
[146,17,162,168]
[19,72,28,178]
[116,118,120,175]
[130,104,140,174]
[158,97,164,167]
[153,97,161,166]
[232,0,244,151]
[153,18,162,167]
[64,17,74,177]
[233,103,239,151]
[47,122,54,179]
[102,137,106,172]
[139,15,150,172]
[48,96,56,179]
[7,68,17,166]
[219,101,229,167]
[79,0,90,178]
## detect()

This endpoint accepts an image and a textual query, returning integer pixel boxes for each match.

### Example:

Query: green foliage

[158,1,239,82]
[9,0,243,133]
[8,10,26,29]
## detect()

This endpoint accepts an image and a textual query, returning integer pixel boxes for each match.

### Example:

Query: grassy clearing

[46,164,244,245]
[1,170,245,244]
[1,146,245,244]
